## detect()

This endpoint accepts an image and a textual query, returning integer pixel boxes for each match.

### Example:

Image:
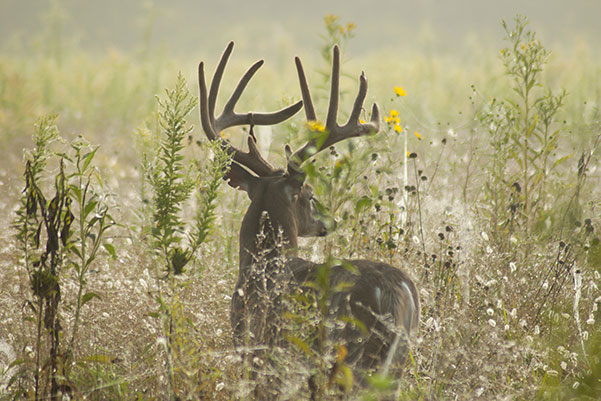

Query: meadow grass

[0,16,600,400]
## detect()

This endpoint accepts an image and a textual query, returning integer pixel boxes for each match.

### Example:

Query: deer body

[289,258,419,370]
[198,42,419,393]
[228,168,419,371]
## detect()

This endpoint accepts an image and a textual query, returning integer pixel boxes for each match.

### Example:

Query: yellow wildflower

[394,116,400,124]
[359,118,366,124]
[307,120,326,132]
[394,86,407,97]
[384,116,392,124]
[324,14,337,26]
[394,124,403,133]
[390,109,399,117]
[414,131,422,140]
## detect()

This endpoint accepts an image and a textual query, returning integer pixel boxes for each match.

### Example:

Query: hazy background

[2,0,600,58]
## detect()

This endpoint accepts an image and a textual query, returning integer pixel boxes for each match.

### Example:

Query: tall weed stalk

[480,16,568,247]
[143,73,229,399]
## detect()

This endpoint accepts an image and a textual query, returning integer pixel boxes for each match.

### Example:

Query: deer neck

[238,196,298,270]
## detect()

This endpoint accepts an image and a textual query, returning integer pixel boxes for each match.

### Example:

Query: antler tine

[217,59,264,129]
[212,41,302,132]
[294,57,317,121]
[326,45,341,129]
[198,61,218,141]
[348,72,368,125]
[216,58,302,130]
[198,41,303,177]
[208,41,234,125]
[344,72,380,135]
[289,45,380,165]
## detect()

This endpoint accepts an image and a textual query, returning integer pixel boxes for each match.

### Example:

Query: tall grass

[0,13,600,400]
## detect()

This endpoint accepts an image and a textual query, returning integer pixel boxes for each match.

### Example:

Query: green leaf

[85,254,97,268]
[367,373,397,391]
[103,243,117,259]
[82,147,98,172]
[83,199,99,219]
[70,186,82,203]
[551,153,573,171]
[355,196,372,213]
[81,291,101,306]
[285,334,313,357]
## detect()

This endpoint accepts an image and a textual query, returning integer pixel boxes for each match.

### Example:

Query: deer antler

[289,45,380,166]
[198,41,303,177]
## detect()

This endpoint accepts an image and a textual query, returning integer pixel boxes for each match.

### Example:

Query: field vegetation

[1,11,601,401]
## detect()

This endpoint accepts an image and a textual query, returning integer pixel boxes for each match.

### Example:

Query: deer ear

[285,145,306,190]
[225,163,257,194]
[283,164,305,203]
[285,166,305,189]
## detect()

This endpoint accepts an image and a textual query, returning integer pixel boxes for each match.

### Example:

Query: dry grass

[1,22,601,400]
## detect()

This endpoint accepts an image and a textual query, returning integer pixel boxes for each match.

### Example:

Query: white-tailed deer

[198,42,419,395]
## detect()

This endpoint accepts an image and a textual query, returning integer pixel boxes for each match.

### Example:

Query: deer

[198,42,420,397]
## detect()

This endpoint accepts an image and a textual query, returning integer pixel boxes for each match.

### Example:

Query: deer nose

[319,216,337,236]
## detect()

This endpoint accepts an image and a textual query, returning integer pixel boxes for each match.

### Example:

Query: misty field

[1,14,601,400]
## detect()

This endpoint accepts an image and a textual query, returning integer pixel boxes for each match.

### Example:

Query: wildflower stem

[412,158,427,267]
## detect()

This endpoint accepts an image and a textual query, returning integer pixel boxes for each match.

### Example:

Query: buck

[198,42,419,394]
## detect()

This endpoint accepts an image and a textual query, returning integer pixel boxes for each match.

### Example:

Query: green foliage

[12,115,70,400]
[142,73,229,399]
[64,138,115,356]
[68,353,131,400]
[191,141,230,254]
[479,16,570,245]
[147,73,198,275]
[12,115,113,400]
[535,327,601,400]
[145,72,230,275]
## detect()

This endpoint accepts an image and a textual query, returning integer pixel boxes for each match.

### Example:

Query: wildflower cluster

[384,109,402,133]
[321,14,355,62]
[324,14,356,37]
[501,40,540,57]
[387,86,423,140]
